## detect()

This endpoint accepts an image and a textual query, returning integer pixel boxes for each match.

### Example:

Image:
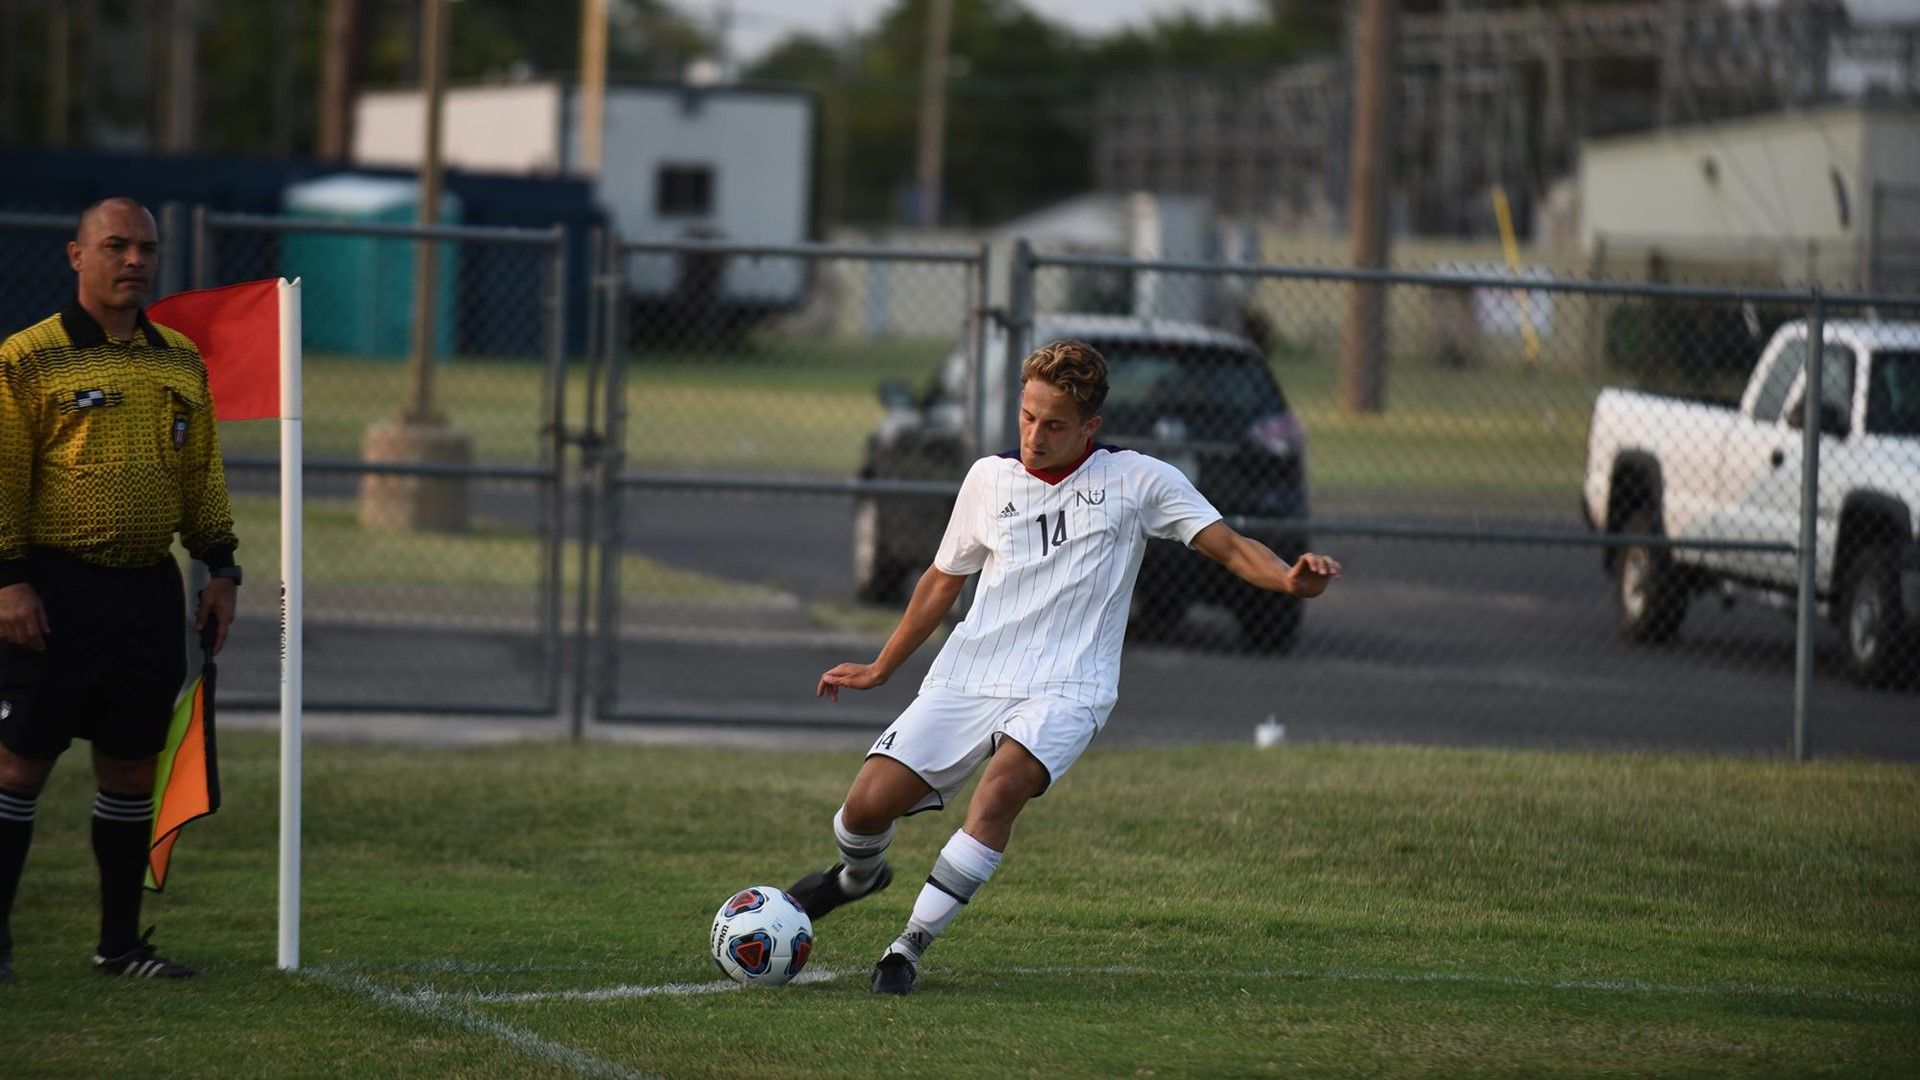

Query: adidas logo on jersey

[996,501,1018,519]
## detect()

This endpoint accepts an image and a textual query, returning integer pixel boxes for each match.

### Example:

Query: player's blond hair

[1020,340,1108,418]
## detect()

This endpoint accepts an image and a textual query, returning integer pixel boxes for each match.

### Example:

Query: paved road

[212,487,1920,762]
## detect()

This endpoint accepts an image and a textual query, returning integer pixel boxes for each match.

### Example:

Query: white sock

[833,807,893,891]
[887,829,1002,964]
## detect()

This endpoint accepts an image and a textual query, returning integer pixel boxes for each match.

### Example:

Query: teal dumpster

[281,175,459,359]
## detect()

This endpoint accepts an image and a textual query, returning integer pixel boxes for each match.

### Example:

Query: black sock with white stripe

[887,829,1003,965]
[0,787,36,954]
[92,790,153,958]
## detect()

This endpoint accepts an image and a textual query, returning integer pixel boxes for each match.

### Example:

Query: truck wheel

[852,498,905,603]
[1616,510,1688,644]
[1839,545,1915,688]
[1237,594,1302,655]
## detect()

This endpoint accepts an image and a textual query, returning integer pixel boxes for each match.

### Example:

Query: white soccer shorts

[866,687,1106,815]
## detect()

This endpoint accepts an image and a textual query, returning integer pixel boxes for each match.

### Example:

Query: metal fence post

[159,202,185,297]
[541,225,569,724]
[591,242,628,724]
[568,228,608,740]
[190,204,210,289]
[1001,238,1037,452]
[1793,289,1825,762]
[969,242,991,458]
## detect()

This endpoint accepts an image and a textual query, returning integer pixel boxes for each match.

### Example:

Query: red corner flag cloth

[148,279,280,421]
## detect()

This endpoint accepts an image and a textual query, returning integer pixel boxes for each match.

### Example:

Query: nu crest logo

[1074,489,1106,506]
[996,501,1019,519]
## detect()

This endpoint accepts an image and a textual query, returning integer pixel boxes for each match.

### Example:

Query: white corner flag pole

[277,278,304,971]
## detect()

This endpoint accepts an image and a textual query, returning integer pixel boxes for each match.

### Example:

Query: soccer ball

[710,886,813,986]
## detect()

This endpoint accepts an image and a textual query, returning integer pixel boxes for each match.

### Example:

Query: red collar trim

[1024,441,1096,485]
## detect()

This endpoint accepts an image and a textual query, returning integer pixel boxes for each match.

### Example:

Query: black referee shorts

[0,548,187,762]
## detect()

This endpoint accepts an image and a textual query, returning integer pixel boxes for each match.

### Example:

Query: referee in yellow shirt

[0,197,240,981]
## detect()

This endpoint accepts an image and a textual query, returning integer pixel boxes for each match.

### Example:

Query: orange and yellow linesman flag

[147,628,223,893]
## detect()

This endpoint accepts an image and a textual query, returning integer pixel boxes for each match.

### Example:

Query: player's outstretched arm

[1189,522,1342,598]
[817,564,969,701]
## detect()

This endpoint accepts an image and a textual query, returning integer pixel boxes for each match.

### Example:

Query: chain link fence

[585,239,988,731]
[2,205,1914,756]
[193,212,570,714]
[1013,249,1919,757]
[582,236,1917,758]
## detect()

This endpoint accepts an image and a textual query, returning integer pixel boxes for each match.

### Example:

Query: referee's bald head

[76,197,154,242]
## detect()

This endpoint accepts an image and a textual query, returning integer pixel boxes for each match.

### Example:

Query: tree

[747,0,1090,228]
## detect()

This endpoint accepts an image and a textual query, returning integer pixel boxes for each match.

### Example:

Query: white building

[354,79,817,307]
[1578,104,1920,292]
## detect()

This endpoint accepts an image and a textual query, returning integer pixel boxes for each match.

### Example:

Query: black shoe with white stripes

[871,952,916,995]
[93,928,198,979]
[787,862,893,921]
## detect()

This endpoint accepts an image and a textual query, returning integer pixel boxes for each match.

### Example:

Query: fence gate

[585,239,988,731]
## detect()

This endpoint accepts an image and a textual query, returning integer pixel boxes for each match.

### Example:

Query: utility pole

[318,0,366,159]
[914,0,954,228]
[363,0,471,535]
[1340,0,1395,415]
[47,1,70,146]
[162,0,197,152]
[714,0,736,81]
[274,0,297,155]
[407,0,448,423]
[577,0,608,176]
[821,18,859,234]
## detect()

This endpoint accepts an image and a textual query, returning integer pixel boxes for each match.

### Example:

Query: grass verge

[10,736,1916,1078]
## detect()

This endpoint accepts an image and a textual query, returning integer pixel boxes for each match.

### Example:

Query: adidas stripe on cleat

[786,861,893,921]
[93,929,197,979]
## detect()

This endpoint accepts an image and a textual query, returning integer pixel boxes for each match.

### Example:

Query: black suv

[854,315,1311,651]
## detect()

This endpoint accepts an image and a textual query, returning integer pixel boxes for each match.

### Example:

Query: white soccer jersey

[921,446,1222,714]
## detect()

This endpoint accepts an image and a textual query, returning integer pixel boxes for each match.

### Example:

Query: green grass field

[9,734,1916,1078]
[215,335,1605,497]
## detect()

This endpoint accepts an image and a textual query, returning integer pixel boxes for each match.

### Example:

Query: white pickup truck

[1583,319,1920,685]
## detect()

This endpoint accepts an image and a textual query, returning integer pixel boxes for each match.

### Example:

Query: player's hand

[195,578,237,656]
[0,583,50,651]
[1284,552,1342,598]
[817,662,887,702]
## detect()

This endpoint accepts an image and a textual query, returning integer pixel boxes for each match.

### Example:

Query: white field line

[441,966,839,1004]
[304,968,649,1080]
[409,962,1910,1011]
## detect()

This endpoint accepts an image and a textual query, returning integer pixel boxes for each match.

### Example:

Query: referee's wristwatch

[210,564,243,587]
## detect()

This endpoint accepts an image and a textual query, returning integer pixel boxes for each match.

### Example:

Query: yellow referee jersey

[0,304,237,586]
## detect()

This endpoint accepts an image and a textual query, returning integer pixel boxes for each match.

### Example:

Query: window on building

[656,164,715,218]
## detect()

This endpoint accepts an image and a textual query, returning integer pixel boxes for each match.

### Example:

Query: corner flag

[148,279,281,420]
[148,277,306,970]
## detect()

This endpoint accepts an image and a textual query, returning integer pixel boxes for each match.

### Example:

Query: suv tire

[1236,594,1302,654]
[852,497,907,604]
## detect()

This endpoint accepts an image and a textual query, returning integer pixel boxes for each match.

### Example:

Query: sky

[675,0,1264,66]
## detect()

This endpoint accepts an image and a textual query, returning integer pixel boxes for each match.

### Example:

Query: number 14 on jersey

[1034,510,1068,556]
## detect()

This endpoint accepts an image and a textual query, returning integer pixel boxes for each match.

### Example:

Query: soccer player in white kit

[789,340,1341,994]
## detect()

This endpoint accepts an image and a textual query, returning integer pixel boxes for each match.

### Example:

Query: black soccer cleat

[871,952,917,995]
[92,928,198,980]
[787,862,893,921]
